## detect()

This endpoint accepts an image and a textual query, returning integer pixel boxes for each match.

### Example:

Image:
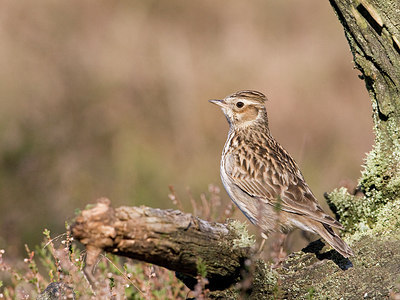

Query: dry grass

[0,184,236,298]
[0,228,189,299]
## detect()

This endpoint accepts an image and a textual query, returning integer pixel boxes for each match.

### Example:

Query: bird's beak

[209,99,228,108]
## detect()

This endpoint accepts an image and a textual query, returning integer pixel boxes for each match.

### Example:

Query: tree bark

[71,198,253,291]
[324,0,400,233]
[328,0,400,203]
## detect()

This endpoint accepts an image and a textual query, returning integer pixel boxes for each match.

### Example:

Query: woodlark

[210,90,353,258]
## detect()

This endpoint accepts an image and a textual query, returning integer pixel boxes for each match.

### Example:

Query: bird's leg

[271,232,287,268]
[257,237,266,254]
[256,231,270,254]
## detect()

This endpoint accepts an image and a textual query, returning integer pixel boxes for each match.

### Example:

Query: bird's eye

[236,101,244,108]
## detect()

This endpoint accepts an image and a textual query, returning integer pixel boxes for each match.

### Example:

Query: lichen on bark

[325,0,400,236]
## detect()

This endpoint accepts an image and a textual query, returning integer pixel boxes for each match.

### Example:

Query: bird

[209,90,353,258]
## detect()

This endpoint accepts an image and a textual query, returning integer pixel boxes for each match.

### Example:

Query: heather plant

[0,227,188,299]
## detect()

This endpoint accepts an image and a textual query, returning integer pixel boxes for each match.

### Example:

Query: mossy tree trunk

[326,0,400,232]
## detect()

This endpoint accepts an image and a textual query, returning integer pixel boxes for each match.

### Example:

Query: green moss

[251,260,279,299]
[208,260,279,299]
[326,187,373,233]
[351,197,400,241]
[327,114,400,234]
[196,257,208,278]
[327,186,400,237]
[360,137,400,204]
[227,220,256,249]
[327,187,369,233]
[306,287,315,300]
[208,288,240,299]
[273,230,400,299]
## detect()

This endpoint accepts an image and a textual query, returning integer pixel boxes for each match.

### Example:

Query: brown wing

[225,136,343,229]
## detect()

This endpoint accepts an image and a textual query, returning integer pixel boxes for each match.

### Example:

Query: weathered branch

[71,198,253,291]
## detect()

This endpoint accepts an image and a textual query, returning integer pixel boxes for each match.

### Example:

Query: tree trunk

[325,0,400,235]
[71,0,400,298]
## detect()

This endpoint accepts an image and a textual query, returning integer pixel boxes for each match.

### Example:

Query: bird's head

[209,90,268,128]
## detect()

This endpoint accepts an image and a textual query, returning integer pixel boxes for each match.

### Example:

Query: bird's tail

[307,220,354,258]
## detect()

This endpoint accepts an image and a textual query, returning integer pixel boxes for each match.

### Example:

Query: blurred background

[0,0,373,258]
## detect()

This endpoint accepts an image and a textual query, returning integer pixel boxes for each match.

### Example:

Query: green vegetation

[228,220,256,249]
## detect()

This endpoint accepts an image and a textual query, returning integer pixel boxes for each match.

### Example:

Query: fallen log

[71,199,400,299]
[71,198,254,291]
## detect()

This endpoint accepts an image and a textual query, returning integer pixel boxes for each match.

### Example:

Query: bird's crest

[227,90,267,104]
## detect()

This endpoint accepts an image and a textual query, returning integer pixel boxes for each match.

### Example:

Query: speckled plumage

[210,90,353,258]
